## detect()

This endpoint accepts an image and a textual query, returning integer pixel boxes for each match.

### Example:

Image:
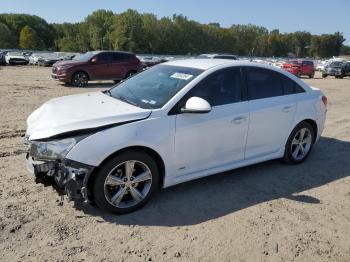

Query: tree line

[0,9,349,58]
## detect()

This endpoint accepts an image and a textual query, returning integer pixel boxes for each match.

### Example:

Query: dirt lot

[0,65,349,262]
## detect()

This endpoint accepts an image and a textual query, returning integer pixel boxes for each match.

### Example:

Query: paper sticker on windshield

[170,73,193,80]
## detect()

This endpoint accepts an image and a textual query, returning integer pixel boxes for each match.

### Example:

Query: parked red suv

[282,60,315,78]
[52,51,143,87]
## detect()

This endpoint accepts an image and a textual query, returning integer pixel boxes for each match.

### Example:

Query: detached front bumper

[26,153,94,201]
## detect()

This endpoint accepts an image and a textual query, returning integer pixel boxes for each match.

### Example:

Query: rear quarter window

[280,74,305,95]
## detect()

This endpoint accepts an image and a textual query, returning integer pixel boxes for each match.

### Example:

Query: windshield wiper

[103,89,112,96]
[115,95,139,107]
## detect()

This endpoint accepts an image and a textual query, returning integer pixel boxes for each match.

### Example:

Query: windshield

[330,61,344,67]
[108,65,203,109]
[73,52,96,62]
[8,52,23,56]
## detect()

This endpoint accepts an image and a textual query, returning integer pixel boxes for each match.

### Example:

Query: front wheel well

[86,146,165,201]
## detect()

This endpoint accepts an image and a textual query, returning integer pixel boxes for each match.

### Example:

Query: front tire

[71,71,89,87]
[283,122,315,164]
[93,151,159,214]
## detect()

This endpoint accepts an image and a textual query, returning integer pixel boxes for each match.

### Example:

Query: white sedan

[24,59,327,214]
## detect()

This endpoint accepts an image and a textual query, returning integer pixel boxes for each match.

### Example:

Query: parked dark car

[198,53,238,60]
[282,60,315,78]
[0,52,6,65]
[52,51,143,87]
[322,61,350,79]
[38,53,61,67]
[138,56,166,68]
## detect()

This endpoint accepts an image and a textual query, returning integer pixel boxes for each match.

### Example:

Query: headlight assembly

[58,64,73,70]
[30,135,88,160]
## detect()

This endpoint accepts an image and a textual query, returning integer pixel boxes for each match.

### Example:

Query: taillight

[322,96,328,107]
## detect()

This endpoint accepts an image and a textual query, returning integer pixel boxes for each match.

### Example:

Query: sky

[0,0,349,44]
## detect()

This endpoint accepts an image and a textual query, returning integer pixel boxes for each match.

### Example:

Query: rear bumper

[26,153,94,201]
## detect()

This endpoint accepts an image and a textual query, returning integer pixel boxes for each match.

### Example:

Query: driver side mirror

[181,97,212,114]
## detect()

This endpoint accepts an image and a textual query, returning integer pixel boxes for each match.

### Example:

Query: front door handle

[231,116,247,124]
[282,106,293,113]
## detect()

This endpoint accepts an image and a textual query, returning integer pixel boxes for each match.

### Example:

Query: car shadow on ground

[75,136,350,226]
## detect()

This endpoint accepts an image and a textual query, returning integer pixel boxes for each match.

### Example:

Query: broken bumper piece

[26,153,94,201]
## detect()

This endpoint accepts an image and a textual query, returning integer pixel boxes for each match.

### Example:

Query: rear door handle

[231,116,247,124]
[282,106,293,113]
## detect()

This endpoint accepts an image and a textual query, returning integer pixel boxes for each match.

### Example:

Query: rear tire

[322,74,327,78]
[309,72,315,78]
[283,122,315,164]
[93,151,159,214]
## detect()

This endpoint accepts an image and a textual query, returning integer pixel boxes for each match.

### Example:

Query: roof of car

[164,58,243,70]
[91,50,134,55]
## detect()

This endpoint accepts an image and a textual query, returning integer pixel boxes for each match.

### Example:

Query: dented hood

[26,92,151,140]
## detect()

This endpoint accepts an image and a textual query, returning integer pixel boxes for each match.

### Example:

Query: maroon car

[52,51,143,87]
[282,60,315,78]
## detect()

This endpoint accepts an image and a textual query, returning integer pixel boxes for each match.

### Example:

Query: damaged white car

[24,59,327,214]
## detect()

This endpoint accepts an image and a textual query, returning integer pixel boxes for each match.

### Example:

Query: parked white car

[5,52,28,65]
[24,59,327,214]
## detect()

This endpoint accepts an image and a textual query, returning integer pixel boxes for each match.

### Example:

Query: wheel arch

[86,145,166,201]
[71,70,91,81]
[293,119,318,143]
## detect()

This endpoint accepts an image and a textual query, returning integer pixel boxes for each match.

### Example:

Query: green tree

[0,14,55,49]
[111,9,145,52]
[0,22,16,48]
[340,45,350,55]
[19,25,44,49]
[85,9,114,50]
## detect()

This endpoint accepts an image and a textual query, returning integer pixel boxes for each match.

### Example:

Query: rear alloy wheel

[71,72,88,87]
[283,122,315,164]
[93,152,159,214]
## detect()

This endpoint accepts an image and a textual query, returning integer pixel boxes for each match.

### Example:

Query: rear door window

[111,53,130,62]
[246,67,283,100]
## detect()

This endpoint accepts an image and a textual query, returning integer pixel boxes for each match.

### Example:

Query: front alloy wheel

[104,160,152,208]
[93,152,159,214]
[71,72,88,87]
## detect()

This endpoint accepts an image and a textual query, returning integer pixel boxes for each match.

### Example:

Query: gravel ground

[0,65,350,262]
